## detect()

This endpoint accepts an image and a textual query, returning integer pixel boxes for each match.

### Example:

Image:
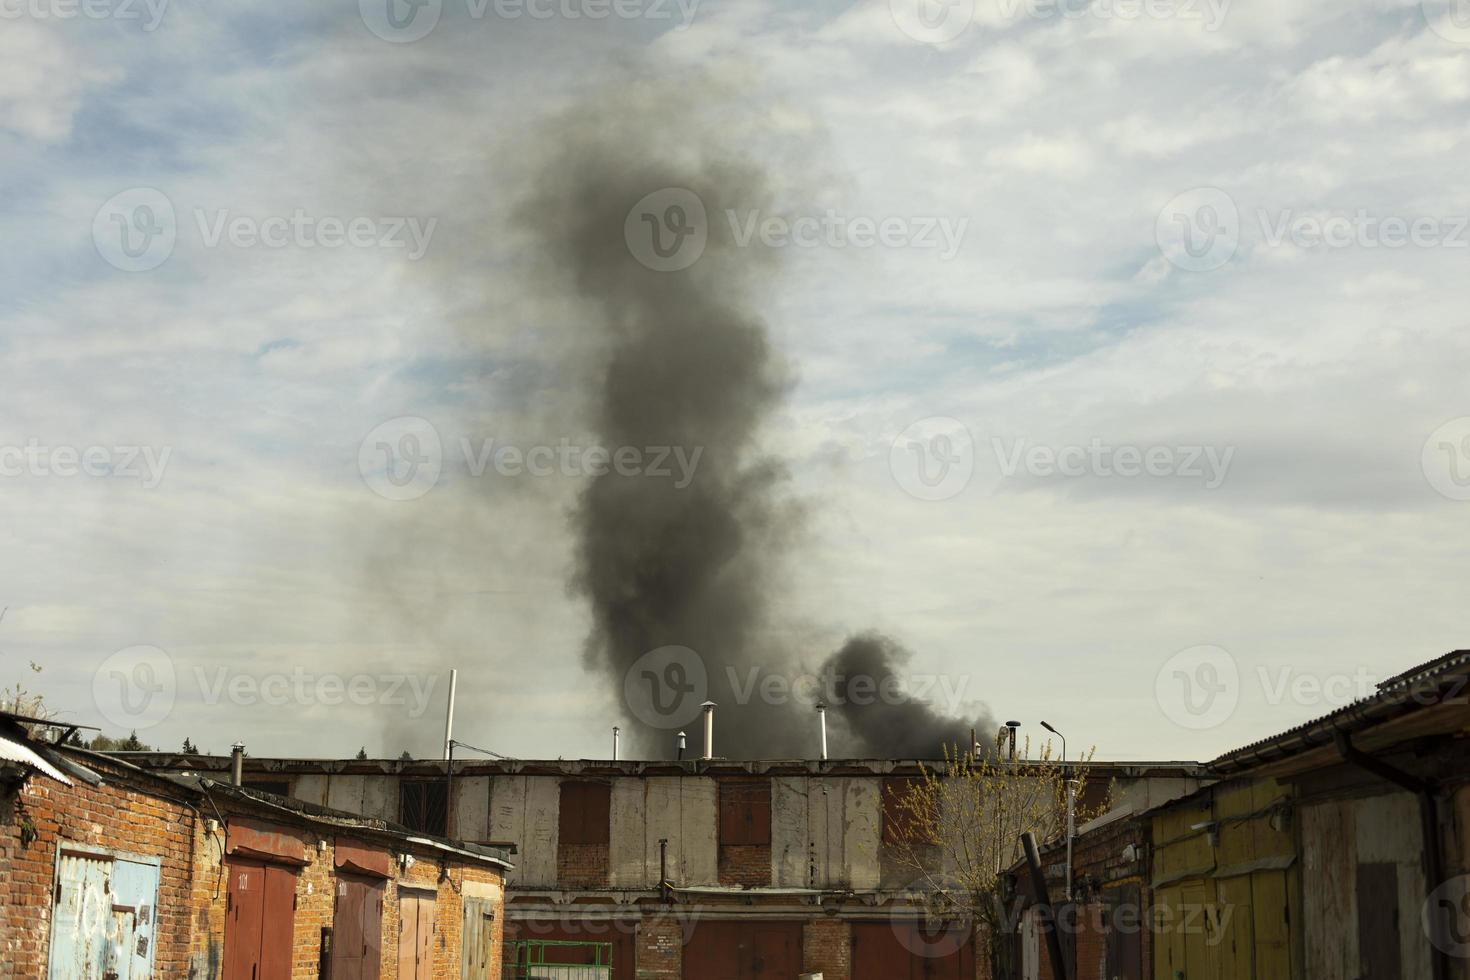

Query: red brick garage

[852,921,976,980]
[683,920,803,980]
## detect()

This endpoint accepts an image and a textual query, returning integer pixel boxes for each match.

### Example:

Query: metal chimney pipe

[443,668,458,761]
[612,727,620,762]
[816,702,828,761]
[700,701,717,760]
[230,742,245,787]
[1005,720,1020,762]
[676,731,687,761]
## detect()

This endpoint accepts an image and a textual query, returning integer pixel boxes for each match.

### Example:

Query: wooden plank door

[398,889,436,980]
[460,897,496,980]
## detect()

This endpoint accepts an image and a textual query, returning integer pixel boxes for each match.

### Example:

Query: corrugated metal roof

[0,732,73,785]
[1210,648,1470,771]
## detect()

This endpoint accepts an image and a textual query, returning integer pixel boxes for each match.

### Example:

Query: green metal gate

[503,940,614,980]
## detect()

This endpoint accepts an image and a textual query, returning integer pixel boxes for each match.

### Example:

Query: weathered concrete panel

[771,776,809,887]
[452,775,492,842]
[327,775,366,815]
[1301,801,1357,980]
[293,773,329,807]
[810,778,845,888]
[609,778,646,888]
[522,776,560,887]
[843,778,881,891]
[360,775,398,822]
[645,777,685,884]
[680,777,718,886]
[489,776,528,885]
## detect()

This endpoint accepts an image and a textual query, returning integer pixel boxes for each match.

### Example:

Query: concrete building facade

[119,753,1204,980]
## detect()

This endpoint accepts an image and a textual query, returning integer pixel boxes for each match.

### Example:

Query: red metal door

[225,861,266,980]
[332,875,385,980]
[852,922,975,980]
[224,860,297,980]
[682,921,801,980]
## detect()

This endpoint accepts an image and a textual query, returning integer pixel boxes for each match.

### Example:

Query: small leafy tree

[885,738,1107,973]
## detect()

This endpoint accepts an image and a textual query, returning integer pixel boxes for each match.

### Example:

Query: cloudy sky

[3,0,1469,762]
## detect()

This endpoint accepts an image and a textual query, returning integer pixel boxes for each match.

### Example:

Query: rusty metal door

[331,874,385,980]
[683,921,801,980]
[48,848,161,980]
[224,860,297,980]
[852,922,975,980]
[398,888,437,980]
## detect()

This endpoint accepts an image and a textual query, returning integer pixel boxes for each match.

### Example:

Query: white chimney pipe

[701,701,717,760]
[612,726,621,761]
[816,702,828,761]
[443,668,458,761]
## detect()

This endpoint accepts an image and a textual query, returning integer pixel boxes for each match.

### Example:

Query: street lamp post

[1041,720,1075,901]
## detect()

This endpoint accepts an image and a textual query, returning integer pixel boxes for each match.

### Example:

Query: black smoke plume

[522,72,990,759]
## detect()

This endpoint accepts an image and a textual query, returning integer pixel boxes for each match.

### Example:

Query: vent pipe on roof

[612,726,620,762]
[816,702,828,761]
[230,742,245,786]
[676,731,687,761]
[700,701,717,760]
[442,668,458,762]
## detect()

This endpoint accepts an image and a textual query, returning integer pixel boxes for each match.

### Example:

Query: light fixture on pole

[1041,720,1076,901]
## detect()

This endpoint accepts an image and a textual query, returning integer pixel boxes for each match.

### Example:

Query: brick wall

[636,915,686,980]
[803,919,852,980]
[2,759,505,980]
[717,843,771,888]
[0,766,197,978]
[557,842,610,888]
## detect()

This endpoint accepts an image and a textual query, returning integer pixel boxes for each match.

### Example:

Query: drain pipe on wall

[1334,733,1449,980]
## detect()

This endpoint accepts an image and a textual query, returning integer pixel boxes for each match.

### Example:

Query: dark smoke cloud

[820,632,994,759]
[520,70,988,759]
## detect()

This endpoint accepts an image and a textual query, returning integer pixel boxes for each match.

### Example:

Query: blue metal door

[48,847,162,979]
